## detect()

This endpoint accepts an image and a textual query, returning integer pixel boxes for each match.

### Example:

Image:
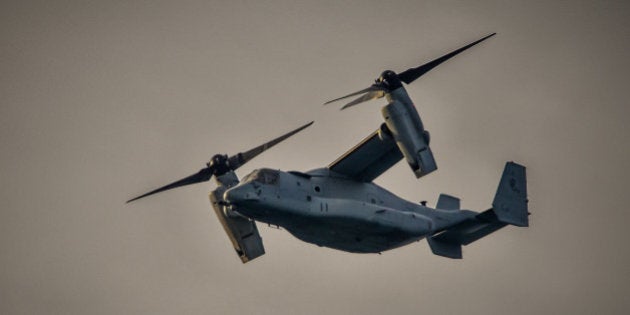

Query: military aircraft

[127,33,528,263]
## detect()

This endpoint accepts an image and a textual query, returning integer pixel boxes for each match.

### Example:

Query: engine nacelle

[381,99,437,178]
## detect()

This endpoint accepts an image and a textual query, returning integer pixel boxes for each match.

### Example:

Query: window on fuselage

[245,169,279,185]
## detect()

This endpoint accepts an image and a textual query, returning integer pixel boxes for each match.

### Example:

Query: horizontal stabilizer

[432,210,507,246]
[492,162,528,227]
[436,194,460,210]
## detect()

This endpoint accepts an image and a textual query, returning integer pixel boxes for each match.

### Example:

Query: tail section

[492,162,528,226]
[427,162,528,259]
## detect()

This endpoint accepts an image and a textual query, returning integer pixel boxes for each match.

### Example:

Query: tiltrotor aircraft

[127,33,528,263]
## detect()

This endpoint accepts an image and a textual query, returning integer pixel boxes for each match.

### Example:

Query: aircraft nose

[224,184,259,204]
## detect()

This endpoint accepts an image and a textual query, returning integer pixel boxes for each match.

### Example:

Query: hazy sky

[1,1,629,314]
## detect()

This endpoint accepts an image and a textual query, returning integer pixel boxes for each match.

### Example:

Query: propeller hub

[209,154,230,175]
[377,70,402,90]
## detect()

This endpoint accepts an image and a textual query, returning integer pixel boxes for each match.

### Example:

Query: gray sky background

[1,1,629,314]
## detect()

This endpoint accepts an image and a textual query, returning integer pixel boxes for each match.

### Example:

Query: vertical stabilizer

[436,194,460,210]
[492,162,528,227]
[427,237,462,259]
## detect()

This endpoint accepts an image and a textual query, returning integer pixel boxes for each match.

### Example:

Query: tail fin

[427,194,462,258]
[427,162,528,259]
[493,162,528,227]
[436,194,460,210]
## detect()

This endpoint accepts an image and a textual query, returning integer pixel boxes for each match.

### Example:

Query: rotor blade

[340,89,386,110]
[126,166,214,203]
[323,85,381,105]
[398,33,496,85]
[228,121,314,170]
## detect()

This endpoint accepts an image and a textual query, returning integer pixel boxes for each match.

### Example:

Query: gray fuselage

[224,167,475,253]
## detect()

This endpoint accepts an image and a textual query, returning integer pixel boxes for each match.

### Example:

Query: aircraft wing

[328,124,403,182]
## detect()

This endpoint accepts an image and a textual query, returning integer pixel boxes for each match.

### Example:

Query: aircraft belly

[283,200,431,253]
[231,189,433,253]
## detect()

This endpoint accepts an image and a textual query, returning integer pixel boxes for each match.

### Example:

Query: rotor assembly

[325,33,496,110]
[126,121,313,203]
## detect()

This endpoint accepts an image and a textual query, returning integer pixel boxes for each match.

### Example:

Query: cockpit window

[244,169,279,185]
[241,172,254,183]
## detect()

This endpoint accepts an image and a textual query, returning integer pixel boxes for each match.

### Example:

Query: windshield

[243,169,279,185]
